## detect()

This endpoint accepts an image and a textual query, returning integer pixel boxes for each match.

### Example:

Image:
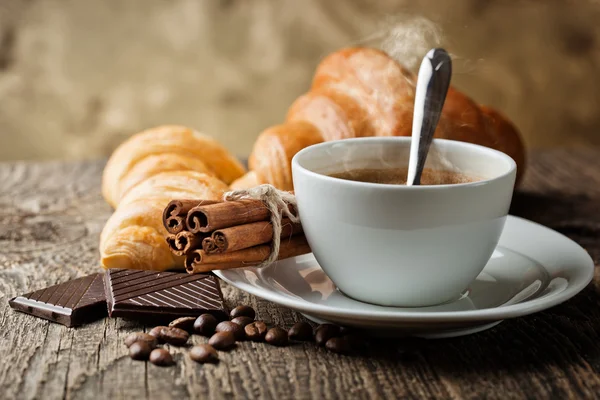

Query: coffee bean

[216,321,245,340]
[230,305,256,320]
[124,332,158,348]
[149,326,167,343]
[194,314,218,336]
[325,337,353,355]
[231,316,254,328]
[149,348,174,366]
[129,341,153,360]
[208,331,236,350]
[265,327,288,346]
[245,321,268,342]
[168,316,196,332]
[150,326,189,346]
[190,344,219,364]
[288,322,313,341]
[315,324,340,346]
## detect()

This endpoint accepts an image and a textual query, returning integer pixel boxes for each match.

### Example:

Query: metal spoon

[406,48,452,186]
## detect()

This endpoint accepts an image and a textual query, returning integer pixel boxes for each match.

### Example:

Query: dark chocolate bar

[9,273,107,327]
[104,269,228,321]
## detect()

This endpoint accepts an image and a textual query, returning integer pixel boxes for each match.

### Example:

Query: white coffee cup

[291,137,517,307]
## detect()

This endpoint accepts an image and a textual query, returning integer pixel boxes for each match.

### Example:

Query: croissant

[231,47,526,190]
[102,125,245,207]
[100,126,245,271]
[99,48,526,272]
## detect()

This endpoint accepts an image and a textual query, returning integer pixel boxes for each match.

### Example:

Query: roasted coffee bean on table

[129,341,153,360]
[265,327,289,346]
[325,337,353,355]
[189,344,219,364]
[216,321,245,340]
[169,316,197,332]
[315,324,340,346]
[231,316,254,328]
[149,326,189,346]
[194,314,219,336]
[245,321,268,342]
[288,322,313,341]
[149,326,166,343]
[230,305,256,320]
[149,348,174,366]
[124,332,158,348]
[208,331,236,350]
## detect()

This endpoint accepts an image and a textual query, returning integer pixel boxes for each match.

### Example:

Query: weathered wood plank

[0,149,599,400]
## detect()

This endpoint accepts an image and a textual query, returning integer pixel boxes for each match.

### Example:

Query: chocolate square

[104,269,228,322]
[9,273,107,327]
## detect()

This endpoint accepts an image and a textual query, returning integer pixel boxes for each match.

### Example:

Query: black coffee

[329,167,478,185]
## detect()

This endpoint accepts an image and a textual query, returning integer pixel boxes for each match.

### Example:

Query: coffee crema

[329,167,479,185]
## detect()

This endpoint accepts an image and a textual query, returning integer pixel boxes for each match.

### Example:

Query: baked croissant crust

[231,47,526,190]
[100,125,244,271]
[102,125,246,208]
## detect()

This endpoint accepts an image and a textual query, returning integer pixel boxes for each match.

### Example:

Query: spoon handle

[406,48,452,186]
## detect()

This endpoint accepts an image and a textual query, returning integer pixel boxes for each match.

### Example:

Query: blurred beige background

[0,0,599,161]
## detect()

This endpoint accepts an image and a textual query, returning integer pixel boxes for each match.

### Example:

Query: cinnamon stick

[201,236,219,254]
[186,200,271,233]
[162,199,218,234]
[166,231,206,257]
[185,235,311,273]
[203,218,302,254]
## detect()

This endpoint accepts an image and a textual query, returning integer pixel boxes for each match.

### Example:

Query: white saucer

[215,216,594,338]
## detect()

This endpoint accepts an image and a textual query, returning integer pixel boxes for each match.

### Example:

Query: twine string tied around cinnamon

[223,184,298,268]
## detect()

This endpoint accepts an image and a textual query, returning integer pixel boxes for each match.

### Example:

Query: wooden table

[1,148,599,400]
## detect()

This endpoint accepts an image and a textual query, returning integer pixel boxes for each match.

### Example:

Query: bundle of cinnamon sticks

[162,198,310,274]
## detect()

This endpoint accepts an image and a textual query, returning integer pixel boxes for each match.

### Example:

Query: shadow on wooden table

[358,190,600,377]
[511,190,600,261]
[511,190,599,229]
[362,288,600,375]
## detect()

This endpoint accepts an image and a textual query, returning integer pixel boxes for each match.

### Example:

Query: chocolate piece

[8,273,107,327]
[104,269,227,322]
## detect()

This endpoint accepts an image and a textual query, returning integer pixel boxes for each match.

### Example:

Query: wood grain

[0,149,599,400]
